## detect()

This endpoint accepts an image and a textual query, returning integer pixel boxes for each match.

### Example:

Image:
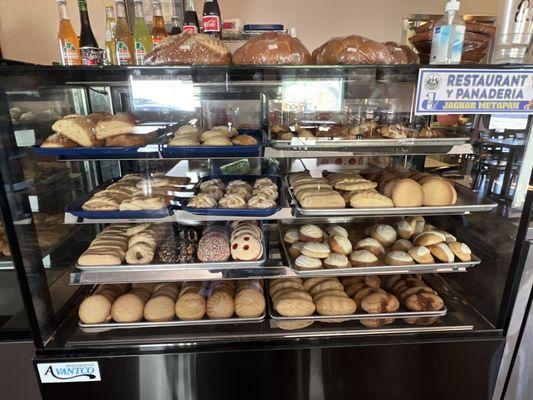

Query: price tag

[29,196,39,212]
[14,129,35,147]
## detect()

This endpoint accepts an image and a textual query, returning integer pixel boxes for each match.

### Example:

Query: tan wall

[0,0,497,64]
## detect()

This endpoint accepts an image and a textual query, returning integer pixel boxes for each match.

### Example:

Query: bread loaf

[52,116,103,147]
[41,133,78,148]
[233,32,312,65]
[95,112,136,139]
[144,33,232,65]
[313,34,394,65]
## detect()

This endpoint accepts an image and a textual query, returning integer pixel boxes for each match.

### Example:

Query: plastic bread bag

[232,32,312,65]
[313,34,394,65]
[144,33,232,65]
[383,41,420,64]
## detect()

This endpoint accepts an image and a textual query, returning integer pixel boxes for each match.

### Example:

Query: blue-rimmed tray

[160,129,264,158]
[65,178,177,220]
[31,126,166,160]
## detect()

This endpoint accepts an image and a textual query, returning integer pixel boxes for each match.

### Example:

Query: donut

[126,242,155,264]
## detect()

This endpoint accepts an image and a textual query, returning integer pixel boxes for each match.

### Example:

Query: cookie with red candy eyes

[230,233,263,261]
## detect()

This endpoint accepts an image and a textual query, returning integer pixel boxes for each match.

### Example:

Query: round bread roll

[111,293,145,323]
[273,288,313,304]
[144,296,176,322]
[175,292,206,320]
[315,296,356,316]
[144,33,232,65]
[421,178,457,206]
[234,288,265,318]
[313,34,394,65]
[79,294,113,324]
[275,298,316,317]
[233,32,312,65]
[361,292,399,313]
[206,290,235,319]
[391,178,424,207]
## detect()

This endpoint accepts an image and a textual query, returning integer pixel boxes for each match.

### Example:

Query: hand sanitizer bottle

[429,0,466,64]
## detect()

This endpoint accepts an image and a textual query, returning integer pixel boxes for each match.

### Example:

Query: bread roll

[234,287,265,318]
[78,284,129,325]
[144,33,231,65]
[175,284,206,320]
[315,296,356,316]
[95,113,136,139]
[51,116,103,147]
[41,133,78,148]
[313,34,394,65]
[421,178,457,206]
[206,289,235,319]
[111,292,146,323]
[233,32,312,65]
[391,178,424,207]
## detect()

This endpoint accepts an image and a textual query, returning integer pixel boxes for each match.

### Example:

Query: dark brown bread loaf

[233,32,312,65]
[313,34,394,65]
[144,33,232,65]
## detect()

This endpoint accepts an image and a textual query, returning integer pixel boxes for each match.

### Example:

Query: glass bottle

[78,0,103,65]
[151,0,168,47]
[133,0,152,65]
[170,16,182,35]
[182,0,200,34]
[114,0,136,65]
[57,0,81,65]
[104,6,117,65]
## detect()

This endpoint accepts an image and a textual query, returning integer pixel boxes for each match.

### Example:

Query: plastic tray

[160,129,264,158]
[65,178,176,220]
[31,126,166,160]
[180,174,282,217]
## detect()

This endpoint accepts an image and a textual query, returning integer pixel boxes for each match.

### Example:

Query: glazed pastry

[301,242,331,259]
[323,253,350,269]
[252,186,278,200]
[428,243,455,263]
[294,255,323,270]
[247,196,276,209]
[355,238,385,256]
[371,224,397,247]
[288,242,305,258]
[350,250,379,267]
[188,193,217,208]
[385,251,414,266]
[219,194,247,208]
[408,246,435,264]
[448,242,472,262]
[391,239,413,252]
[329,235,353,255]
[299,224,324,242]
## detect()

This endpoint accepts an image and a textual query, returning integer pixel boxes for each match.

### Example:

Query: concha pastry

[219,194,247,208]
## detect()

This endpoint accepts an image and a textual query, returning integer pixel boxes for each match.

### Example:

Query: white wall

[0,0,497,64]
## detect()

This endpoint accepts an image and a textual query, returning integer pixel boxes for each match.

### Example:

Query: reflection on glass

[130,75,199,112]
[282,79,343,113]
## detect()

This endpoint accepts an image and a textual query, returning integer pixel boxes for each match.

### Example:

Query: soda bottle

[133,0,152,64]
[57,0,81,65]
[183,0,200,34]
[104,5,117,65]
[78,0,103,65]
[114,0,136,65]
[151,0,168,47]
[202,0,221,38]
[170,16,182,35]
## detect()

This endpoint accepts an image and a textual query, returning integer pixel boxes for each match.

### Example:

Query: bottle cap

[445,0,460,12]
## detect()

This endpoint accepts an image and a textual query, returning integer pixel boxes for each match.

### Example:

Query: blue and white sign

[415,68,533,115]
[37,361,101,383]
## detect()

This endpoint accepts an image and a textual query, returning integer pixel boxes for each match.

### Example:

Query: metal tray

[180,174,283,217]
[278,221,482,276]
[31,125,166,160]
[65,178,179,220]
[270,136,470,149]
[286,177,497,217]
[160,129,264,158]
[76,222,268,272]
[79,310,265,331]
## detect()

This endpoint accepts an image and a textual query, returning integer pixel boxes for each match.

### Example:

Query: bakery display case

[0,64,531,400]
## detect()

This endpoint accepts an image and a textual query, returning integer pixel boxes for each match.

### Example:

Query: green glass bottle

[133,0,152,65]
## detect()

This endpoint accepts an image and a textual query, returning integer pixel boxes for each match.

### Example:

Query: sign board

[37,361,101,383]
[415,68,533,115]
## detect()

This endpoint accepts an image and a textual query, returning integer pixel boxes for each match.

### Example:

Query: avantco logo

[37,361,101,383]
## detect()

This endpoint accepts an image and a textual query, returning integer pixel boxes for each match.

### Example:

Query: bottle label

[80,47,104,66]
[61,41,80,65]
[135,42,146,65]
[202,15,220,32]
[152,37,163,47]
[78,0,88,12]
[430,25,465,64]
[116,41,132,65]
[183,25,198,34]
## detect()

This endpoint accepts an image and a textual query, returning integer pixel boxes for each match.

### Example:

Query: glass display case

[0,65,531,400]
